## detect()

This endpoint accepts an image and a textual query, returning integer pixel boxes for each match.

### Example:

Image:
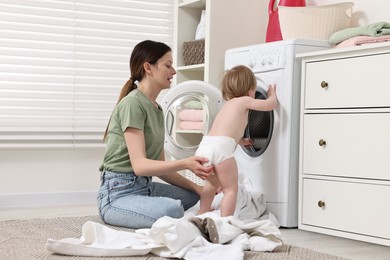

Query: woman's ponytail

[117,78,137,105]
[103,78,137,141]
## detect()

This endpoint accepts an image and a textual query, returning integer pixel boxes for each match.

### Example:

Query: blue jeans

[97,171,199,229]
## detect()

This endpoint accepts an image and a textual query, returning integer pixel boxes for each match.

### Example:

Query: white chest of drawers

[298,43,390,246]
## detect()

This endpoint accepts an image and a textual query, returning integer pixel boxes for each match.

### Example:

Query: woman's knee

[159,199,185,218]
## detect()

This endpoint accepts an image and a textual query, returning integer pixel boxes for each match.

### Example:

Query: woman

[98,40,213,229]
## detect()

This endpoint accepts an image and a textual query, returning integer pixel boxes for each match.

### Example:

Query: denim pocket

[110,174,152,200]
[108,175,137,192]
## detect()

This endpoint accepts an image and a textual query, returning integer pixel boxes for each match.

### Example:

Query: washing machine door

[161,80,223,159]
[241,76,274,157]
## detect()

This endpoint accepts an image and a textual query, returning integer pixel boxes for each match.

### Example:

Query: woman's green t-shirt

[100,89,164,173]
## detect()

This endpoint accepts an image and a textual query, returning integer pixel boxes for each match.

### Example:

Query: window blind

[0,0,173,148]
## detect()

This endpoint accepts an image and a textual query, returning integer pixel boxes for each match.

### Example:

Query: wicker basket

[278,2,354,40]
[182,39,205,66]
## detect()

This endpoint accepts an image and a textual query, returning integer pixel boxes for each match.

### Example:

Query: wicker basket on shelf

[278,2,354,40]
[182,39,205,66]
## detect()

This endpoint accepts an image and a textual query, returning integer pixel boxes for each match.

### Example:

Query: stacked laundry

[329,21,390,48]
[178,101,204,131]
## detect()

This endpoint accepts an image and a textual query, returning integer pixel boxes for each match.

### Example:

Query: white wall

[1,0,388,208]
[307,0,389,27]
[0,148,104,208]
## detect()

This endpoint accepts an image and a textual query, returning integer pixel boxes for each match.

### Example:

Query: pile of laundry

[46,176,283,260]
[46,213,283,260]
[329,21,390,48]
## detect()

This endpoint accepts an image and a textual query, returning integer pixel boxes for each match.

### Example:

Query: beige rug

[0,215,349,260]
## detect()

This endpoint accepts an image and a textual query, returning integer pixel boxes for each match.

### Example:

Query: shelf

[178,0,205,8]
[177,63,205,72]
[174,0,263,86]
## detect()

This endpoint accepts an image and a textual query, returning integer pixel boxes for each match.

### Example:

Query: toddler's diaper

[195,136,237,166]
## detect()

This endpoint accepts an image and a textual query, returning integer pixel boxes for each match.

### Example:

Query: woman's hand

[185,156,214,180]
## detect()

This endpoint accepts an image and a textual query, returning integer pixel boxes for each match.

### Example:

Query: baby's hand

[267,84,278,108]
[239,138,253,147]
[267,84,276,97]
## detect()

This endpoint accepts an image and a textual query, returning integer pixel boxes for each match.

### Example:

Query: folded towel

[178,109,203,122]
[179,121,203,130]
[336,35,390,48]
[329,21,390,45]
[184,100,203,109]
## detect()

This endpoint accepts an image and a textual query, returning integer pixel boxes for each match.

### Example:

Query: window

[0,0,173,148]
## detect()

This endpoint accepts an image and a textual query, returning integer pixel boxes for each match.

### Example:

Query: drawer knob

[319,139,327,146]
[318,200,326,208]
[321,81,328,88]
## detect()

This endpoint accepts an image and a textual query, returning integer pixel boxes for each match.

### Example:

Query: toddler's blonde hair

[221,65,256,101]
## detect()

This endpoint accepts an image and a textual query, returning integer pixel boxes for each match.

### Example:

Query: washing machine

[161,39,330,228]
[161,81,223,161]
[224,39,330,227]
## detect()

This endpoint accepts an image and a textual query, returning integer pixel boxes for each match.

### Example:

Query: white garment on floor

[185,173,267,221]
[46,214,282,260]
[46,174,281,259]
[45,221,161,257]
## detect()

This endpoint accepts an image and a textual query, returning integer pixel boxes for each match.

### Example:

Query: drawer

[302,113,390,180]
[302,178,390,240]
[304,53,390,109]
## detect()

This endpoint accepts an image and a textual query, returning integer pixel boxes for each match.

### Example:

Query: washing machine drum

[241,89,274,157]
[161,80,223,160]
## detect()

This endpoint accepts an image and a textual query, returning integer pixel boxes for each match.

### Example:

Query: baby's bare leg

[215,157,238,217]
[198,174,220,215]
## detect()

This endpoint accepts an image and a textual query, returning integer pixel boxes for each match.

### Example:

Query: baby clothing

[195,136,237,166]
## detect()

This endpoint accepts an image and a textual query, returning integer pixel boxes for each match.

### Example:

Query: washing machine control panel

[225,46,286,73]
[248,47,285,73]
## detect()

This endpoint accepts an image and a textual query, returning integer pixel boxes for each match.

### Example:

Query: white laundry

[46,174,282,259]
[185,243,244,260]
[46,214,282,260]
[189,212,282,250]
[235,179,266,220]
[185,174,267,221]
[45,221,161,257]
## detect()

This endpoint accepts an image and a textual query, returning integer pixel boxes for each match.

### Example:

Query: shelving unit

[173,0,264,87]
[170,0,265,184]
